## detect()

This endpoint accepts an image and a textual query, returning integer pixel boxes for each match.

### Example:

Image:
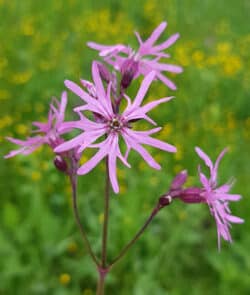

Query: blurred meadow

[1,0,250,294]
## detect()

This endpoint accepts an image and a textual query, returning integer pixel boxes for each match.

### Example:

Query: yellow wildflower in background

[226,112,237,130]
[0,89,10,100]
[175,47,190,67]
[174,144,183,161]
[160,123,173,138]
[21,20,35,36]
[31,171,41,181]
[192,50,205,68]
[83,9,132,42]
[59,273,71,286]
[67,241,78,254]
[34,103,45,113]
[15,124,28,135]
[216,42,232,54]
[0,115,12,129]
[119,184,127,195]
[99,213,104,224]
[0,57,8,72]
[80,155,89,166]
[10,71,32,85]
[82,289,94,295]
[143,0,162,24]
[222,55,242,77]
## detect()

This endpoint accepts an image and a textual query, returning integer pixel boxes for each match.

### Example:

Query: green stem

[96,271,106,295]
[110,205,160,268]
[70,175,100,266]
[96,157,111,295]
[101,157,111,268]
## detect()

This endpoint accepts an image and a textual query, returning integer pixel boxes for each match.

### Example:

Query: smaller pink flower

[195,147,244,249]
[87,21,182,90]
[5,92,69,158]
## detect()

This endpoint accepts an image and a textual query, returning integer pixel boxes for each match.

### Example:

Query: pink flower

[55,63,176,193]
[5,92,69,158]
[88,22,183,90]
[195,147,244,249]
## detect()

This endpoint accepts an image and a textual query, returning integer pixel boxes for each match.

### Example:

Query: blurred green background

[1,0,250,294]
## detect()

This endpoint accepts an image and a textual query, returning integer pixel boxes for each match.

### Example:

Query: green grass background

[1,0,250,294]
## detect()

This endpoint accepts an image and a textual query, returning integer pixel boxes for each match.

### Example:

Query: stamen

[109,117,123,131]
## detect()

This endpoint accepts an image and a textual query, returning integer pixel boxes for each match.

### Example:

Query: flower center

[109,117,123,131]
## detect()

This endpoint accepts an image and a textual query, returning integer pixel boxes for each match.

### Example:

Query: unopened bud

[159,195,172,207]
[54,155,68,173]
[97,62,112,83]
[170,170,188,190]
[179,187,204,204]
[120,58,139,89]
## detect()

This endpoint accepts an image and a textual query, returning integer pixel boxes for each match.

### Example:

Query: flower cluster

[5,21,243,248]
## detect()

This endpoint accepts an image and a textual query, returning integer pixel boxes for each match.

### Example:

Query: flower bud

[120,58,139,89]
[170,170,188,190]
[178,187,204,204]
[97,62,112,83]
[159,194,172,207]
[54,155,68,173]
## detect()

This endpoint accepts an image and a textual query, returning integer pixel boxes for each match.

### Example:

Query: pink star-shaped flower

[55,63,176,193]
[5,92,69,158]
[195,147,244,249]
[87,21,183,90]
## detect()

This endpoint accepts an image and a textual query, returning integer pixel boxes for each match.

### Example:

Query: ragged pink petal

[4,147,27,158]
[77,128,107,153]
[54,133,86,153]
[152,33,180,52]
[77,136,112,175]
[125,128,176,153]
[132,71,156,107]
[216,193,242,202]
[142,22,167,49]
[122,131,161,170]
[92,62,108,103]
[226,215,244,224]
[134,31,143,45]
[156,72,177,90]
[57,91,68,125]
[195,147,214,174]
[108,134,120,193]
[140,96,174,114]
[146,61,183,73]
[212,148,228,184]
